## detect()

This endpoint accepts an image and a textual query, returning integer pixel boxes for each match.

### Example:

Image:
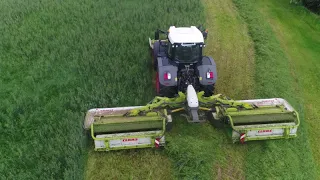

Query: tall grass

[232,0,318,179]
[0,0,206,179]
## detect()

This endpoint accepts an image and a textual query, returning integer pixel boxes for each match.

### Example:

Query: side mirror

[202,30,208,40]
[155,31,159,40]
[197,25,208,40]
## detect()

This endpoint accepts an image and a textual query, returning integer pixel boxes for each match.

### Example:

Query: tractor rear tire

[152,41,160,71]
[202,84,215,97]
[158,84,176,98]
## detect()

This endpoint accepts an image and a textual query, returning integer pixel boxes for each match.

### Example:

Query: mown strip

[255,0,320,177]
[232,0,318,179]
[201,0,256,178]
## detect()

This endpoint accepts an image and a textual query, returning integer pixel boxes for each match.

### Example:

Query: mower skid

[229,98,300,143]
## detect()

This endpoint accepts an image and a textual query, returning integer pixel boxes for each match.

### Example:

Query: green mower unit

[85,107,167,151]
[84,26,300,151]
[84,91,300,151]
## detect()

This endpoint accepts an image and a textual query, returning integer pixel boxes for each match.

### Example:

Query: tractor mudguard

[197,56,217,85]
[157,57,178,87]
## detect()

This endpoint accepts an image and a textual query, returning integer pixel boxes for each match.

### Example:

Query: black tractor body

[151,26,217,97]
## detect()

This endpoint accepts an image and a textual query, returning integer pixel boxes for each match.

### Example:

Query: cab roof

[168,26,204,44]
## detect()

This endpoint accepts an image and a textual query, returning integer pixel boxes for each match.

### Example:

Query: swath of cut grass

[164,118,217,179]
[201,0,256,178]
[232,0,318,179]
[86,148,173,180]
[256,0,320,177]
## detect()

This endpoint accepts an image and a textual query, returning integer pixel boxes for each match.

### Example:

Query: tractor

[84,26,300,151]
[150,26,216,97]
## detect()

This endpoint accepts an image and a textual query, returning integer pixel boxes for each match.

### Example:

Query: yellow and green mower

[84,90,299,151]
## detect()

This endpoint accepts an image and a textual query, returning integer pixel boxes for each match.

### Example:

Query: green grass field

[256,1,320,176]
[233,0,318,179]
[1,0,319,179]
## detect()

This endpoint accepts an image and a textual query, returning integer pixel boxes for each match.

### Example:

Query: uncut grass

[256,0,320,176]
[0,0,201,179]
[233,0,318,179]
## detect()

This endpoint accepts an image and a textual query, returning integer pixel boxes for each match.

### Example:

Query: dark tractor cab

[152,27,217,97]
[167,42,204,64]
